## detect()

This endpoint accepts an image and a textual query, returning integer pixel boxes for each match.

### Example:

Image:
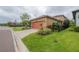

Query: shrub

[51,22,62,32]
[62,20,70,29]
[69,20,75,27]
[38,28,52,35]
[68,27,74,31]
[74,26,79,32]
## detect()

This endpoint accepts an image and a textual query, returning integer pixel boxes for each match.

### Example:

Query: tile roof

[31,15,68,22]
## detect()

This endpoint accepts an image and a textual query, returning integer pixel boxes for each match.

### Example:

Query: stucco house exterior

[31,15,68,29]
[72,10,79,26]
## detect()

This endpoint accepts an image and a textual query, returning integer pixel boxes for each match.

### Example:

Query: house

[31,15,68,29]
[72,10,79,26]
[53,15,68,23]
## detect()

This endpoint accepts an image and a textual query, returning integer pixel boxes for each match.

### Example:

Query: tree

[51,22,62,32]
[20,13,31,28]
[20,13,30,20]
[22,20,29,26]
[62,19,70,29]
[7,21,12,26]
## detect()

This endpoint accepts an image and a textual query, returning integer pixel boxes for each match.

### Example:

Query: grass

[11,27,25,31]
[22,28,79,52]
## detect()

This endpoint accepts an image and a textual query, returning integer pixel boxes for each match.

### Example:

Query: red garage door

[32,21,43,29]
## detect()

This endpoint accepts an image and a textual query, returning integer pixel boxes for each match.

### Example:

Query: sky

[0,6,79,23]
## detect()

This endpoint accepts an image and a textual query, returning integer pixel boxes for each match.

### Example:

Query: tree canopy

[20,13,30,20]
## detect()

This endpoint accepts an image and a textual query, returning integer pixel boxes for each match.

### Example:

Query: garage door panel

[32,22,43,29]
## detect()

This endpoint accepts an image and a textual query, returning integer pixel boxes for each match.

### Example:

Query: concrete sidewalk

[15,29,38,39]
[13,32,29,52]
[14,29,38,52]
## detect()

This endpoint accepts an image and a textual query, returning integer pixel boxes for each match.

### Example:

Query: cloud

[24,6,79,20]
[0,6,79,23]
[46,6,79,19]
[0,6,25,23]
[23,6,47,19]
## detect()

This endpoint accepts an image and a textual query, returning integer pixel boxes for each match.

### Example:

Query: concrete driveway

[14,29,38,39]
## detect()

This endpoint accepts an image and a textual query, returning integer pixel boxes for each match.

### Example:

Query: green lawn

[11,27,25,31]
[22,28,79,52]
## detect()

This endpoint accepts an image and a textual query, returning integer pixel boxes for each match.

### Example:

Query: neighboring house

[72,10,79,26]
[31,15,68,29]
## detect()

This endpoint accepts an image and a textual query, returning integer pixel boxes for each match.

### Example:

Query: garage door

[32,22,43,29]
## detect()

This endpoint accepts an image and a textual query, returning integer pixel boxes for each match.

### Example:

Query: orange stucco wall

[31,17,46,29]
[31,17,60,29]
